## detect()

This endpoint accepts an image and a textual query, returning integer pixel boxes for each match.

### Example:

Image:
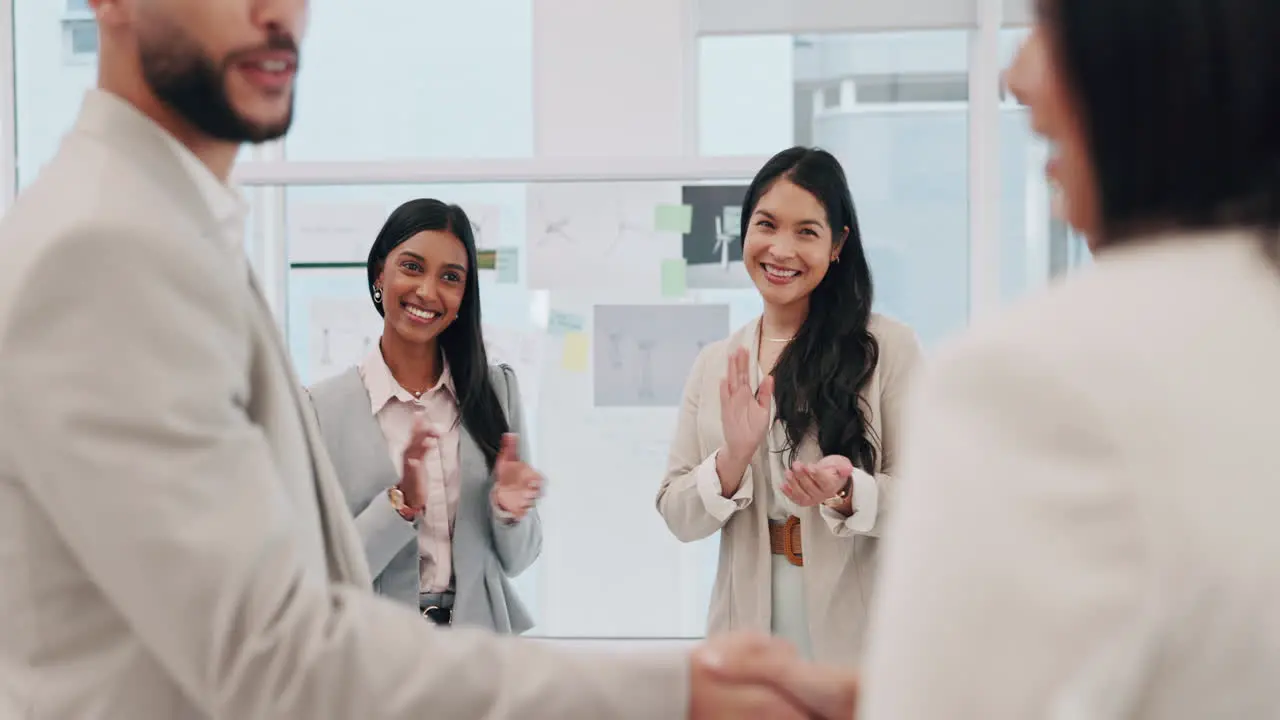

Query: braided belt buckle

[783,515,803,567]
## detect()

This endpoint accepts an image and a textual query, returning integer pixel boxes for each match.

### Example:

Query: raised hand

[719,347,774,462]
[492,433,542,521]
[781,454,854,507]
[397,414,439,512]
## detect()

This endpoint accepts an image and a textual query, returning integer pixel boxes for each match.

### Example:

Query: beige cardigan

[657,314,921,667]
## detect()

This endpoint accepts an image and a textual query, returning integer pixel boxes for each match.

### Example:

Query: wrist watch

[388,487,421,522]
[821,476,854,510]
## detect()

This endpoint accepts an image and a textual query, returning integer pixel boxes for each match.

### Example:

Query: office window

[65,0,91,13]
[998,28,1089,303]
[63,19,98,61]
[284,0,534,161]
[699,31,971,348]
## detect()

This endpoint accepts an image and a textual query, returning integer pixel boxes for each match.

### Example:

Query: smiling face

[1005,22,1099,244]
[375,230,469,347]
[743,178,846,310]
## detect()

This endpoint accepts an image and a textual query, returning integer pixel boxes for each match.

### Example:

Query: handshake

[688,633,858,719]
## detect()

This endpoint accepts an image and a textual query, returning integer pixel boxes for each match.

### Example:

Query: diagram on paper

[526,182,681,291]
[681,184,753,290]
[464,203,504,249]
[308,296,384,385]
[593,304,730,407]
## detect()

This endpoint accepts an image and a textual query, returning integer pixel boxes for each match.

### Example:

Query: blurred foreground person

[861,1,1280,718]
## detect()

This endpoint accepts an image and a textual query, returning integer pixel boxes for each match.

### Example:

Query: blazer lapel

[245,271,373,588]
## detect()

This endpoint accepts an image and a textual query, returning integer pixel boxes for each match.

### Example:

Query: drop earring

[373,286,383,304]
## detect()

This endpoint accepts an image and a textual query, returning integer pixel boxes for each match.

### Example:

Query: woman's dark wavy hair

[1036,0,1280,253]
[367,199,508,469]
[742,147,881,471]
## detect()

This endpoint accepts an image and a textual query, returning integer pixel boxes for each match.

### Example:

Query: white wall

[534,0,686,157]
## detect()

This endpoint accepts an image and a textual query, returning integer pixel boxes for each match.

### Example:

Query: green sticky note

[655,204,694,234]
[661,258,687,298]
[547,310,585,335]
[496,247,519,283]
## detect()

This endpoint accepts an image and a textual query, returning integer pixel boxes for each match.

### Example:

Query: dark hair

[367,199,509,469]
[742,147,880,471]
[1037,0,1280,250]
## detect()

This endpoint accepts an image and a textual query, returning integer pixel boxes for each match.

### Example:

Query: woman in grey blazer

[308,199,543,633]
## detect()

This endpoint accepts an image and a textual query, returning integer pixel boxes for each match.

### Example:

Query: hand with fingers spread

[492,433,543,521]
[781,454,854,508]
[690,632,859,720]
[394,414,439,520]
[716,347,775,498]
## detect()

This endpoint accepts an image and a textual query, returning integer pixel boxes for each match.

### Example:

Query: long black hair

[743,147,881,471]
[1037,0,1280,250]
[367,199,509,469]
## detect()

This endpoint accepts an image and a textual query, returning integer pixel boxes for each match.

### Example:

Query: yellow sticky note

[561,332,589,373]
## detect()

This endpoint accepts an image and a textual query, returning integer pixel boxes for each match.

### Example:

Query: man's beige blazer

[657,314,921,668]
[0,90,688,719]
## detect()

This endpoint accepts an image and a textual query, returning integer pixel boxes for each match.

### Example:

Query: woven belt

[768,516,803,567]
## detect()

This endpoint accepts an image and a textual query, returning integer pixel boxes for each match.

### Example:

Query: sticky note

[561,332,589,372]
[547,310,585,336]
[661,258,687,298]
[655,204,694,234]
[496,247,519,283]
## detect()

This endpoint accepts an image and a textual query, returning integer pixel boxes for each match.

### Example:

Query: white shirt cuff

[819,468,880,536]
[490,488,520,525]
[694,449,753,522]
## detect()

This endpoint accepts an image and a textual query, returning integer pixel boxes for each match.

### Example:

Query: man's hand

[690,633,859,720]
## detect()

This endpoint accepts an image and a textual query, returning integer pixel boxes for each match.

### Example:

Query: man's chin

[243,118,291,144]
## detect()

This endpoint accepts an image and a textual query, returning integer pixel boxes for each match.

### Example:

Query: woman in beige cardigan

[658,146,921,668]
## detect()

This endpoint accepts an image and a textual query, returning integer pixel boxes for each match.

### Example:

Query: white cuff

[490,488,520,526]
[819,468,880,536]
[694,450,753,522]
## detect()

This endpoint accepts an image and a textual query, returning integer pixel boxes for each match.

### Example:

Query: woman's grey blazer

[306,363,541,634]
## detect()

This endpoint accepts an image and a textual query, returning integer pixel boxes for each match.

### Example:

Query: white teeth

[259,60,288,72]
[404,306,438,321]
[764,264,800,278]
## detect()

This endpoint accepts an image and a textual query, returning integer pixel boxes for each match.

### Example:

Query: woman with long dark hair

[860,0,1280,717]
[657,146,922,667]
[308,198,543,632]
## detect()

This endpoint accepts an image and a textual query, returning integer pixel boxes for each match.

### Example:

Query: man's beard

[138,27,296,144]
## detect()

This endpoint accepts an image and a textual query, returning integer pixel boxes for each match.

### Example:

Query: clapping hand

[720,347,774,462]
[492,433,542,521]
[396,414,440,512]
[781,454,854,507]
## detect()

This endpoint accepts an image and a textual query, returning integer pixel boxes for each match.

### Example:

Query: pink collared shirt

[358,348,461,594]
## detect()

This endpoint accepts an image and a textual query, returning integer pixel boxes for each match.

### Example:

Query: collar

[84,89,248,252]
[358,344,457,416]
